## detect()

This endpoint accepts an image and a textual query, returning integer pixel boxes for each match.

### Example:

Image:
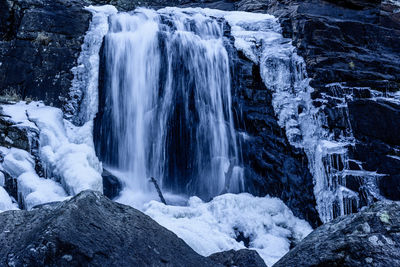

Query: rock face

[0,0,91,109]
[258,0,400,204]
[274,201,400,267]
[228,47,320,227]
[0,190,223,267]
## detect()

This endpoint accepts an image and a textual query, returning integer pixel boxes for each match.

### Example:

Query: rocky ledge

[274,201,400,266]
[0,190,266,267]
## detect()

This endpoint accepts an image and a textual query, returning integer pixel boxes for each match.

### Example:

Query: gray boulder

[208,249,267,267]
[0,190,223,267]
[273,201,400,267]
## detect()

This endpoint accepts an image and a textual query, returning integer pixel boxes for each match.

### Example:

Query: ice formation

[144,193,312,266]
[1,146,67,210]
[66,5,118,124]
[0,101,102,208]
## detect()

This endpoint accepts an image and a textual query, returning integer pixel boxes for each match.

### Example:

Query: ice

[66,5,118,124]
[144,193,312,266]
[18,172,67,210]
[0,186,18,212]
[1,102,103,196]
[3,148,36,178]
[1,146,67,210]
[27,106,103,195]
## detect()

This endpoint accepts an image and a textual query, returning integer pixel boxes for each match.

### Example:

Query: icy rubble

[144,192,312,266]
[0,101,102,209]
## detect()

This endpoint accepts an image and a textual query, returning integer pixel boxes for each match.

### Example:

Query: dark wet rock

[208,249,267,267]
[274,201,400,267]
[0,190,223,267]
[102,168,122,199]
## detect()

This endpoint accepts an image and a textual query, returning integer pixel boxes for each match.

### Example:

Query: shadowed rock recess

[274,201,400,267]
[0,190,265,267]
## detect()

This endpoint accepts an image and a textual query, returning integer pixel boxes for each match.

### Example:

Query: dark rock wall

[0,0,91,108]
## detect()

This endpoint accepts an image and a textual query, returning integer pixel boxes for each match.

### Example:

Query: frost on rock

[144,193,312,266]
[0,102,103,199]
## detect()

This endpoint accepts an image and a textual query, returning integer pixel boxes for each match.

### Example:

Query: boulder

[208,249,267,267]
[0,190,222,267]
[273,201,400,267]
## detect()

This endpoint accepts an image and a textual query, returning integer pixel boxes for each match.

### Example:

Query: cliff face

[0,0,91,108]
[262,0,400,204]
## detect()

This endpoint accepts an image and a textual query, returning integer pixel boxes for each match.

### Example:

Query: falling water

[95,8,243,203]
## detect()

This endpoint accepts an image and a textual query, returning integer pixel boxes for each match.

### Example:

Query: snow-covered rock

[0,101,103,203]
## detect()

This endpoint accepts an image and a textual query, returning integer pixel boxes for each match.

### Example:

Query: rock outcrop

[274,201,400,267]
[0,190,222,266]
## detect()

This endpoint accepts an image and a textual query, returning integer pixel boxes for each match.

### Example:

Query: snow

[144,193,312,266]
[27,106,103,195]
[1,101,103,197]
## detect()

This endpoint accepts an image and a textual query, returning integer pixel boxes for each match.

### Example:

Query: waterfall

[85,6,384,220]
[95,8,243,204]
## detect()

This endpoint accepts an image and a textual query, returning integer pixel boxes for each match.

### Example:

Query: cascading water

[87,6,384,221]
[95,8,244,204]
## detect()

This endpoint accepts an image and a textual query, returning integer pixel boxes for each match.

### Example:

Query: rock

[349,99,400,145]
[273,201,400,267]
[255,0,400,205]
[101,168,122,199]
[0,0,91,109]
[208,249,267,267]
[0,190,222,267]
